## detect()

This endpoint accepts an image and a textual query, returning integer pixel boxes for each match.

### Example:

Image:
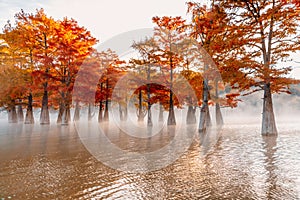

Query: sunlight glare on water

[0,119,299,199]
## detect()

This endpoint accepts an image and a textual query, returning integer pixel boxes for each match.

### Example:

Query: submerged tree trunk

[73,101,80,122]
[98,100,103,122]
[147,83,152,127]
[17,104,24,123]
[25,93,34,124]
[159,102,164,122]
[104,99,109,121]
[62,103,70,125]
[199,79,211,132]
[88,103,94,121]
[215,103,223,127]
[186,105,196,124]
[40,88,50,124]
[98,82,104,123]
[167,90,176,125]
[262,83,277,135]
[118,102,128,122]
[104,78,109,122]
[57,102,64,124]
[147,66,153,127]
[137,89,145,122]
[215,80,224,126]
[167,57,176,125]
[8,103,17,123]
[57,101,70,125]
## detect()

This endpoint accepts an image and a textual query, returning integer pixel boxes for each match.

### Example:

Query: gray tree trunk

[57,101,70,125]
[215,103,223,127]
[88,103,94,121]
[262,83,277,135]
[73,101,80,122]
[199,79,211,132]
[137,89,145,122]
[40,89,50,124]
[159,103,164,122]
[167,89,176,125]
[215,81,223,126]
[98,101,103,122]
[8,104,17,123]
[147,89,153,127]
[25,93,34,124]
[57,103,64,124]
[186,105,196,124]
[104,100,109,121]
[17,104,24,123]
[167,57,176,125]
[119,103,128,121]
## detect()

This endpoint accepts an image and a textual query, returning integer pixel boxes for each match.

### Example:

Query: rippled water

[0,121,300,199]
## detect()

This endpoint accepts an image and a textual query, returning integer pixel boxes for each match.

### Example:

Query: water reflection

[262,135,278,199]
[0,123,299,199]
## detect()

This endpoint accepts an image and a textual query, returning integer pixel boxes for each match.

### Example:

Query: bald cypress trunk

[25,93,34,124]
[88,103,93,121]
[215,103,223,127]
[98,101,103,123]
[17,104,24,123]
[103,78,109,122]
[147,65,152,127]
[57,103,64,124]
[262,83,277,135]
[73,101,80,122]
[137,89,144,122]
[215,81,223,127]
[199,78,211,132]
[167,57,176,125]
[40,88,50,124]
[186,105,196,124]
[8,104,18,123]
[159,102,164,122]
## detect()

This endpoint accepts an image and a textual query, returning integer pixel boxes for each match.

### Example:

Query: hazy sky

[0,0,189,41]
[0,0,299,78]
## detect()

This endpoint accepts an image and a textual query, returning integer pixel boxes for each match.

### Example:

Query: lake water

[0,120,300,199]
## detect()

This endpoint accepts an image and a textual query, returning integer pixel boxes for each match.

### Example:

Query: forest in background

[1,0,300,135]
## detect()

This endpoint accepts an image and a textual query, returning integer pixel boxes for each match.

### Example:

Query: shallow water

[0,121,300,199]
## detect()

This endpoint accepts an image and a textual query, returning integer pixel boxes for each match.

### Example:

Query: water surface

[0,122,299,199]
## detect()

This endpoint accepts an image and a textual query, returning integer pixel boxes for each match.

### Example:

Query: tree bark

[88,103,94,121]
[262,83,277,135]
[25,93,34,124]
[57,102,64,124]
[147,85,153,127]
[62,103,70,125]
[215,80,223,126]
[118,102,128,122]
[17,104,24,123]
[98,101,103,122]
[167,90,176,125]
[167,57,176,125]
[73,101,80,122]
[137,89,144,122]
[146,65,153,127]
[159,102,164,122]
[186,105,196,124]
[40,88,50,124]
[104,100,109,121]
[103,78,109,121]
[215,103,223,127]
[199,79,211,132]
[8,104,17,123]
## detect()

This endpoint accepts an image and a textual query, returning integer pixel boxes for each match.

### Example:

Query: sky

[0,0,189,41]
[0,0,299,78]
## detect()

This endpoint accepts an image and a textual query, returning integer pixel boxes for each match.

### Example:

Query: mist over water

[0,93,299,199]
